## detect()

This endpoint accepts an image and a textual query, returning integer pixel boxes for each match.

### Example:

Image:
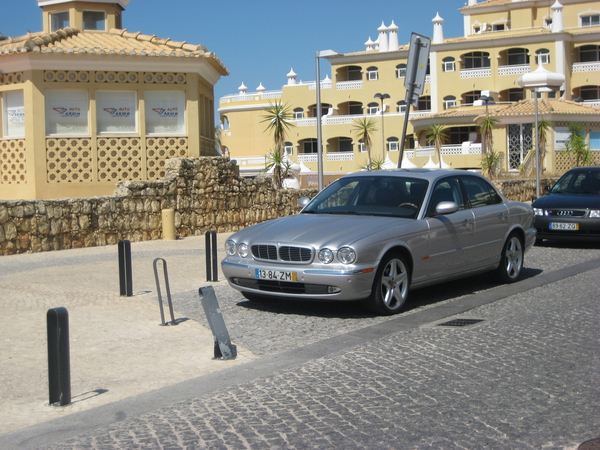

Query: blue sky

[2,1,466,106]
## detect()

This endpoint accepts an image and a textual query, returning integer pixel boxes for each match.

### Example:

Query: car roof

[341,169,483,182]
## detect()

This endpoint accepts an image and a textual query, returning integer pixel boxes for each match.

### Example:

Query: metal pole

[397,86,414,168]
[380,99,386,159]
[118,240,133,297]
[315,52,324,191]
[534,89,540,199]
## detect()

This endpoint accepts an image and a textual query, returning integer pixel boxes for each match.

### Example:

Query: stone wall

[493,177,559,203]
[0,157,317,255]
[0,157,560,255]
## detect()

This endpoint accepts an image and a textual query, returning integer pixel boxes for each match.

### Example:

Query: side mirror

[544,185,551,193]
[298,197,311,208]
[435,201,459,215]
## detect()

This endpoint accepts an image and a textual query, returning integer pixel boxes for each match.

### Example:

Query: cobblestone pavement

[1,237,599,449]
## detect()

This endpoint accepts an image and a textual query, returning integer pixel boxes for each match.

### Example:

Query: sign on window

[45,90,89,135]
[145,91,185,135]
[96,91,137,133]
[2,91,25,137]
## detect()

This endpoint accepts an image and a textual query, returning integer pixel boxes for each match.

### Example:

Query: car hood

[230,213,416,248]
[532,193,600,209]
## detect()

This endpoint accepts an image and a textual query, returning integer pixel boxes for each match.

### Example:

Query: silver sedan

[222,169,536,315]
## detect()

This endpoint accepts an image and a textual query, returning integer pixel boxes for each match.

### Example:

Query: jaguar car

[532,167,600,244]
[222,169,536,315]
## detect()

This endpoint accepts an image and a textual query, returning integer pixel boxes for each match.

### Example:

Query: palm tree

[426,124,448,168]
[478,115,501,178]
[261,102,295,188]
[352,117,377,170]
[565,122,593,167]
[536,118,551,175]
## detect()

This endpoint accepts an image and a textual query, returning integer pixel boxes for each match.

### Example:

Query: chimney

[432,13,444,44]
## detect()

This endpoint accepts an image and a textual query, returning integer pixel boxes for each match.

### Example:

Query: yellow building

[219,0,600,183]
[0,0,228,200]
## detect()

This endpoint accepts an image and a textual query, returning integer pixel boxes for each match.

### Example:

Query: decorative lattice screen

[146,137,189,180]
[0,72,24,86]
[97,137,142,181]
[46,138,93,183]
[0,139,27,184]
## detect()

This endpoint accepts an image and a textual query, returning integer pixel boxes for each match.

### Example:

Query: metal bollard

[153,258,177,326]
[47,307,71,406]
[205,230,218,282]
[199,286,235,360]
[118,239,133,297]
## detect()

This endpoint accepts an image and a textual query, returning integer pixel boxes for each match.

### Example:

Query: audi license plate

[549,222,579,230]
[255,269,297,282]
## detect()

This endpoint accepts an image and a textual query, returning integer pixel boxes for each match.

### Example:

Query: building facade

[219,0,600,184]
[0,0,228,200]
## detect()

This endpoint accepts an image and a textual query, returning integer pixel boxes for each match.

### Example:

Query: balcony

[460,68,491,79]
[572,62,600,73]
[498,64,530,76]
[219,90,282,104]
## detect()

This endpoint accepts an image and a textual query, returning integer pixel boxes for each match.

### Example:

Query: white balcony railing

[219,90,283,104]
[336,80,363,90]
[327,152,354,161]
[572,62,600,73]
[307,80,333,90]
[417,143,482,156]
[460,68,491,79]
[498,64,530,76]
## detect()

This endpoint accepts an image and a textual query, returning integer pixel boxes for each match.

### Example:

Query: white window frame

[50,11,69,32]
[538,53,550,65]
[294,111,304,120]
[358,141,367,153]
[398,104,408,113]
[96,90,138,134]
[580,13,600,27]
[144,90,186,136]
[444,100,457,110]
[284,144,293,156]
[368,105,379,115]
[396,67,407,78]
[443,62,455,72]
[387,140,399,152]
[367,69,379,81]
[45,89,89,136]
[1,91,25,138]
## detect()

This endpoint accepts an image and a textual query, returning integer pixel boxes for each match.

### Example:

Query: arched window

[578,85,600,101]
[368,102,379,115]
[348,102,363,115]
[311,103,331,118]
[387,137,399,152]
[293,107,304,120]
[579,45,600,63]
[417,96,431,111]
[507,48,529,66]
[284,141,293,156]
[302,138,318,154]
[462,52,490,69]
[507,88,525,102]
[443,95,457,110]
[536,49,550,65]
[397,101,407,113]
[442,57,456,72]
[396,64,407,78]
[367,66,379,81]
[462,91,481,105]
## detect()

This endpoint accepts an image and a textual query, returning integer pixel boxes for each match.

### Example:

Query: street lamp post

[315,49,340,191]
[517,65,565,199]
[374,93,390,159]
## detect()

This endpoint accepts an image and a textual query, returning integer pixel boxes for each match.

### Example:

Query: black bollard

[205,231,218,282]
[47,307,71,406]
[199,286,235,360]
[118,239,133,296]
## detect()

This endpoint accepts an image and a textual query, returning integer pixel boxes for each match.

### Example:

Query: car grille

[251,244,313,263]
[546,209,586,218]
[232,278,330,295]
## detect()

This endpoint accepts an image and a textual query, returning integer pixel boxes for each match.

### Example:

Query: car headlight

[318,248,334,264]
[238,243,249,258]
[337,247,356,264]
[225,240,237,256]
[533,208,544,216]
[590,210,600,218]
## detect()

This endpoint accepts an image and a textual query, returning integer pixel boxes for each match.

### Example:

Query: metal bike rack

[199,286,235,360]
[47,307,71,406]
[205,230,218,282]
[153,258,177,326]
[118,239,133,297]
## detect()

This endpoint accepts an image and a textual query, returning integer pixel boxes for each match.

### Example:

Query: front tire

[492,233,524,283]
[363,253,410,315]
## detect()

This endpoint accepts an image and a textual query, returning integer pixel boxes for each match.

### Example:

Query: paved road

[0,238,599,449]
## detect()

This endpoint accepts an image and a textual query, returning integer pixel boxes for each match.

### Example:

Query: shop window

[45,90,89,136]
[145,91,186,135]
[1,91,25,138]
[96,91,137,134]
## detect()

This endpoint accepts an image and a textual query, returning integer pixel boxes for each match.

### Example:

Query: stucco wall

[0,157,316,255]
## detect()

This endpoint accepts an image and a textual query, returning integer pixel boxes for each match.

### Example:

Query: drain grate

[437,318,485,327]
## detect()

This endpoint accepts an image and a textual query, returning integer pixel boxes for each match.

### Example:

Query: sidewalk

[0,232,257,435]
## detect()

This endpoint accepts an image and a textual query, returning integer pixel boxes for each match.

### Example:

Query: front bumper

[534,217,600,241]
[221,259,376,301]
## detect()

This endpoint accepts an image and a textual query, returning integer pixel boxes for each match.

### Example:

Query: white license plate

[549,222,579,230]
[255,269,297,282]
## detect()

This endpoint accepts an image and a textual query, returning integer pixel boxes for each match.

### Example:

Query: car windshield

[551,170,600,195]
[302,176,428,219]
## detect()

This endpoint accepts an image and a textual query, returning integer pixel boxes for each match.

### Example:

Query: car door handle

[498,212,508,220]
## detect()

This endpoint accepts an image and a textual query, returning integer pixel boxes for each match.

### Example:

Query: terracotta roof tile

[492,99,600,116]
[0,27,228,75]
